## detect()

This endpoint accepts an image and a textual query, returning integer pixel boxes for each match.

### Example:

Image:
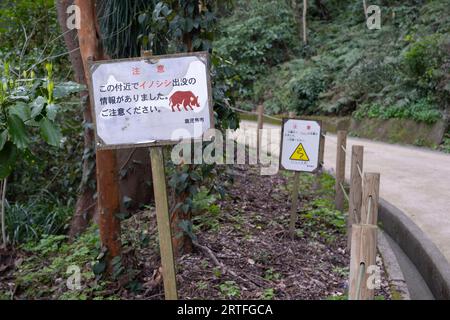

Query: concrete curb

[378,198,450,300]
[377,230,411,300]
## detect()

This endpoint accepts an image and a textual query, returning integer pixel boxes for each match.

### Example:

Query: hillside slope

[215,0,450,126]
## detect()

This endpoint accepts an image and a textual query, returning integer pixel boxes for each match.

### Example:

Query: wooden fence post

[257,104,264,162]
[348,224,377,300]
[347,145,364,248]
[360,173,380,225]
[335,130,347,211]
[150,147,178,300]
[319,131,325,168]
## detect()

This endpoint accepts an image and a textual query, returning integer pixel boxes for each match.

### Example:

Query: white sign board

[89,52,213,149]
[280,119,321,172]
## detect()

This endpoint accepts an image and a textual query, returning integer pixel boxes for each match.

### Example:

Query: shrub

[353,98,442,124]
[215,0,299,97]
[253,59,328,115]
[402,34,449,95]
[5,193,72,244]
[288,66,329,114]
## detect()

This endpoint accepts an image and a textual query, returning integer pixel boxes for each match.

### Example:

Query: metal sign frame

[87,51,215,150]
[279,118,322,173]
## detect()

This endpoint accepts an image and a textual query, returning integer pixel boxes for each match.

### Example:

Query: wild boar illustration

[169,91,200,112]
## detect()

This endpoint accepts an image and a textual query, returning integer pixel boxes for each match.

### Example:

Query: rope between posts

[339,182,349,202]
[230,105,256,115]
[366,196,373,224]
[357,162,363,179]
[230,106,282,122]
[353,208,360,224]
[355,262,366,300]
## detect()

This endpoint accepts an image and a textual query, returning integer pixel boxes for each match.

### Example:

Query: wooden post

[141,50,177,299]
[256,104,264,162]
[335,130,347,211]
[319,131,325,168]
[289,171,301,239]
[347,145,364,248]
[310,130,326,192]
[287,111,299,239]
[150,147,178,300]
[286,111,299,238]
[361,173,380,225]
[348,224,377,300]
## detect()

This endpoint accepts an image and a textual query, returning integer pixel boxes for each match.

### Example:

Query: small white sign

[89,52,213,149]
[280,119,321,172]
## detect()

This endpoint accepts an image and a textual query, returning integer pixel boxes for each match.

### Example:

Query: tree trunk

[363,0,368,19]
[302,0,308,44]
[314,0,331,20]
[116,148,152,213]
[56,0,98,238]
[291,0,303,43]
[75,0,121,261]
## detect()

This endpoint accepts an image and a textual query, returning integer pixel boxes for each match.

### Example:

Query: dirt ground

[0,164,391,300]
[120,165,391,300]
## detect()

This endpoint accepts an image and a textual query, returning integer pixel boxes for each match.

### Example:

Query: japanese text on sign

[280,119,321,172]
[89,52,213,149]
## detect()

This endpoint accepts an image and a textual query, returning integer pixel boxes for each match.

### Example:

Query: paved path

[236,120,450,263]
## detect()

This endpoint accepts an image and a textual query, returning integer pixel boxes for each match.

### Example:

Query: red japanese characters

[169,91,200,112]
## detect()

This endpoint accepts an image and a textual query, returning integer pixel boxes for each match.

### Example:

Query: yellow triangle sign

[290,143,309,161]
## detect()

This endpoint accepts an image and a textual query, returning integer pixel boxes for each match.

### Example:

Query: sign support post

[289,171,300,239]
[280,118,321,238]
[149,146,178,300]
[140,50,178,300]
[287,112,299,239]
[88,50,214,300]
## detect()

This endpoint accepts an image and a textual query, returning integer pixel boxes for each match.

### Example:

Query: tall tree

[56,0,97,237]
[303,0,308,44]
[74,0,122,261]
[57,0,122,263]
[96,0,154,215]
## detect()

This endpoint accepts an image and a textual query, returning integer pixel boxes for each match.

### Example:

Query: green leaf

[0,130,7,151]
[0,142,18,179]
[39,118,61,147]
[8,114,29,149]
[31,96,46,118]
[190,171,201,181]
[9,102,31,122]
[138,13,147,24]
[53,82,85,99]
[92,261,106,275]
[46,103,58,121]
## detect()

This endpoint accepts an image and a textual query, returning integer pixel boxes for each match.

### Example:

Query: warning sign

[289,143,309,161]
[89,52,213,149]
[280,119,321,172]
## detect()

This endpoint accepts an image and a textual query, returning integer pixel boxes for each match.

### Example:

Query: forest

[0,0,449,302]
